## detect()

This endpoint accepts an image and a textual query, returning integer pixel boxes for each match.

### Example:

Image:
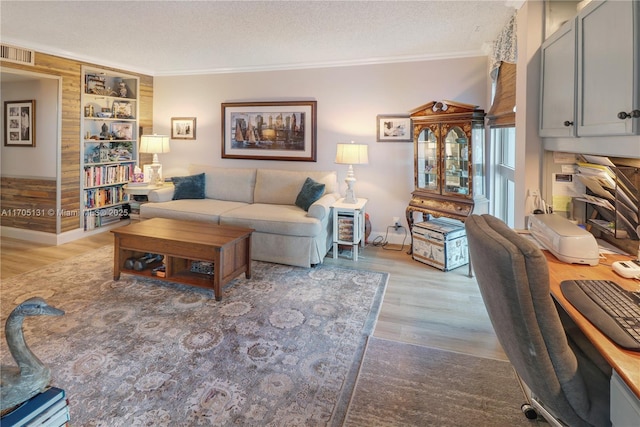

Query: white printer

[527,214,600,266]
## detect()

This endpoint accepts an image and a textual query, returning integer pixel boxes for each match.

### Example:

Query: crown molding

[3,37,487,77]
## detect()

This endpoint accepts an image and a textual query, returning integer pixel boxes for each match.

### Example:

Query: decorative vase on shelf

[118,82,127,98]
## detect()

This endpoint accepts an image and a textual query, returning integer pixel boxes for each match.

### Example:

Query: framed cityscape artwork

[221,101,317,161]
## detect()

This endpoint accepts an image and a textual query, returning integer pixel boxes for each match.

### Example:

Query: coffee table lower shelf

[115,251,250,300]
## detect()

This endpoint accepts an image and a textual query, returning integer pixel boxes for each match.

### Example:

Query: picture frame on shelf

[4,100,36,147]
[171,117,196,140]
[112,101,133,119]
[110,122,133,140]
[221,101,317,161]
[376,114,412,142]
[84,142,101,164]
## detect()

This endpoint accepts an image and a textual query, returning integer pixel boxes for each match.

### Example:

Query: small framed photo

[171,117,196,140]
[376,114,412,142]
[4,100,36,147]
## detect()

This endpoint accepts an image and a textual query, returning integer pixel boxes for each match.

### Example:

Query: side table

[331,198,368,261]
[123,183,173,219]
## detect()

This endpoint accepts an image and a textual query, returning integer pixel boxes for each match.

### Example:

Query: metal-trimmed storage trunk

[412,218,468,271]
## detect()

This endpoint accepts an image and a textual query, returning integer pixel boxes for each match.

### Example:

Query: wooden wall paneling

[0,177,57,232]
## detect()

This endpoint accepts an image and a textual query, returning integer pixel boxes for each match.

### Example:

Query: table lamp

[139,134,170,186]
[335,141,368,203]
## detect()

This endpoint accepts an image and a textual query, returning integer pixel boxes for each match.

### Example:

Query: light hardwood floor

[0,232,506,361]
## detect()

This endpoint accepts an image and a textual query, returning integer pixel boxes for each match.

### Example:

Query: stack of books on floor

[0,386,69,426]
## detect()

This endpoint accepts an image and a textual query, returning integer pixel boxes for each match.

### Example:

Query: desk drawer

[611,370,640,427]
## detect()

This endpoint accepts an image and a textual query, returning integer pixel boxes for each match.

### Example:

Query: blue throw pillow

[171,173,205,200]
[295,177,325,211]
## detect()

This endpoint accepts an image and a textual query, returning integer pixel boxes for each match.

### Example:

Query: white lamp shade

[335,142,368,165]
[139,134,170,154]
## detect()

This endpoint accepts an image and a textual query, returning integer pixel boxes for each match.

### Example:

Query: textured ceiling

[1,1,520,76]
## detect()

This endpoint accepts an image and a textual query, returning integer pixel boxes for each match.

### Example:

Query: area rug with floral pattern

[1,246,388,426]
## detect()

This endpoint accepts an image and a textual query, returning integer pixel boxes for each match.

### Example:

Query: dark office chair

[465,214,611,427]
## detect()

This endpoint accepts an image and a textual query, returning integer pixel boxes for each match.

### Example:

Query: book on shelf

[0,386,66,426]
[152,264,166,277]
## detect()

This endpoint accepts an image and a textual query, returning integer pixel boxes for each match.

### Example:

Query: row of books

[84,163,134,188]
[0,386,69,426]
[574,155,639,240]
[84,187,129,210]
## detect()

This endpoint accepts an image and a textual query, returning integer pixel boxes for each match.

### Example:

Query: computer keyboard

[560,279,640,351]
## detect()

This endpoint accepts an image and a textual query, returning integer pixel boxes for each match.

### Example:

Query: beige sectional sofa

[140,164,341,267]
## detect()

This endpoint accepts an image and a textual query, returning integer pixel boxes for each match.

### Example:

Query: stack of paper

[576,155,639,240]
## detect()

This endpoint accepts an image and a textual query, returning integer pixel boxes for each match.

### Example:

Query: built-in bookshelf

[81,66,139,231]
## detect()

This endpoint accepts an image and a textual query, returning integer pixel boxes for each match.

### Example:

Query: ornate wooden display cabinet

[406,100,488,251]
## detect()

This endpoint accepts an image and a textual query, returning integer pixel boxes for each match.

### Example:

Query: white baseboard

[369,226,411,246]
[1,226,83,245]
[5,223,405,247]
[1,220,127,245]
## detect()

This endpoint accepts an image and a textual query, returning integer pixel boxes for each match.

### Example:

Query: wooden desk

[545,251,640,401]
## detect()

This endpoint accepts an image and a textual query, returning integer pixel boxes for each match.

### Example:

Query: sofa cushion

[254,169,338,205]
[295,177,325,211]
[140,199,249,223]
[188,164,256,203]
[171,173,205,200]
[220,203,321,237]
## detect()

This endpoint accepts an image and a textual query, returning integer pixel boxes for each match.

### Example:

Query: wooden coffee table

[112,218,254,300]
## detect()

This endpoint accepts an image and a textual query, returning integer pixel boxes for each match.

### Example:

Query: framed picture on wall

[171,117,196,140]
[4,100,36,147]
[221,100,317,161]
[376,114,412,142]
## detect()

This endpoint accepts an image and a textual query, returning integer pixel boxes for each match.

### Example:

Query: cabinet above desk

[540,0,640,139]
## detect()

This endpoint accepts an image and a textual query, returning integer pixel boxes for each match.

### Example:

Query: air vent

[1,44,35,66]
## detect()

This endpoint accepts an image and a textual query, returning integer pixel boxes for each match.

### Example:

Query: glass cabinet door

[416,126,439,192]
[442,124,469,196]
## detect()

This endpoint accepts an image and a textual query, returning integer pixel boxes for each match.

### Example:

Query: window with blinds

[487,62,516,127]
